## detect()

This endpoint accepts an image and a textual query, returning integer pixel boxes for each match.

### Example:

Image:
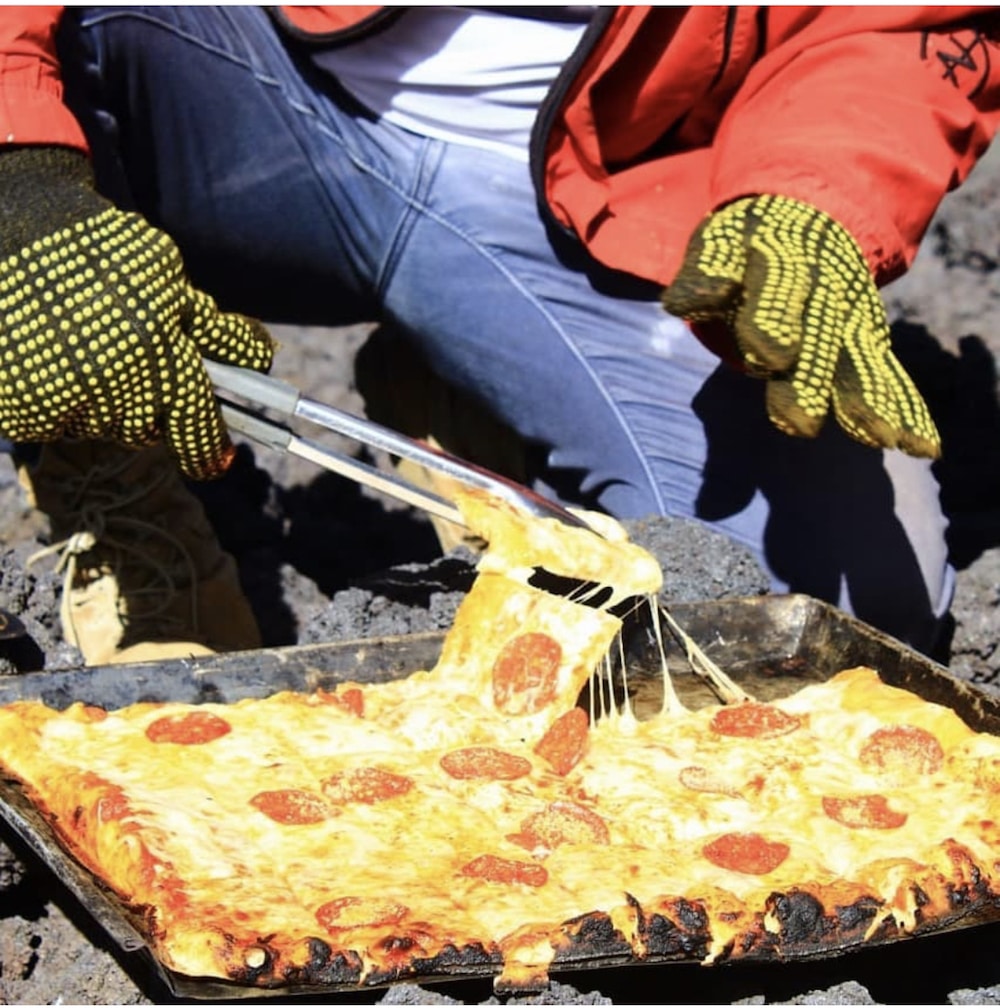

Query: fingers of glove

[1,206,236,475]
[764,374,832,440]
[832,329,941,459]
[161,332,237,480]
[183,286,275,373]
[731,234,813,376]
[824,273,941,458]
[882,355,941,459]
[831,349,905,452]
[730,194,853,377]
[660,200,752,321]
[0,210,168,446]
[760,286,841,439]
[758,265,842,438]
[664,195,828,377]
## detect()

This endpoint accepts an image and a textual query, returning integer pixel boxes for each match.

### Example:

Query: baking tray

[2,593,1000,1000]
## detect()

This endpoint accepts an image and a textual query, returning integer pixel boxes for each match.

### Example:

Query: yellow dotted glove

[0,147,275,479]
[661,194,940,459]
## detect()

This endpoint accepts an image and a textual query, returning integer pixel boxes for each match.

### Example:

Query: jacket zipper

[529,7,614,237]
[709,7,738,91]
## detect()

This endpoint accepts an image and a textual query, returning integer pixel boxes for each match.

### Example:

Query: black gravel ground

[0,136,998,1005]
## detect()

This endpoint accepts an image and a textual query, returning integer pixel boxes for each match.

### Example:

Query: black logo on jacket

[921,27,993,99]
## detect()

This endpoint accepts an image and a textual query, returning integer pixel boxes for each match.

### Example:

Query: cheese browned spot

[315,897,408,933]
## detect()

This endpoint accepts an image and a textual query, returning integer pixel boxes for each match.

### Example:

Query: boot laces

[26,452,202,642]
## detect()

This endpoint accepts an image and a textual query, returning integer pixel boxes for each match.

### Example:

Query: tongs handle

[215,399,466,526]
[207,360,300,416]
[205,360,592,532]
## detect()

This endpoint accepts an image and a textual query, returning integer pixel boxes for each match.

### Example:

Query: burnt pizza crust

[204,871,1000,992]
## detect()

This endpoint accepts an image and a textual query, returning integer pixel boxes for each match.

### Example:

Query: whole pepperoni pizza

[1,491,1000,993]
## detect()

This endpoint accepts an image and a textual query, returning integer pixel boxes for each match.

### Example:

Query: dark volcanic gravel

[0,137,999,1005]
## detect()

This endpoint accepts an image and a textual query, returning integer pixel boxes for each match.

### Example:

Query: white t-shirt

[313,7,594,162]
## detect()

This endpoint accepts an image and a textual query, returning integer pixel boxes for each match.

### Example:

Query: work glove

[661,194,940,459]
[0,146,275,479]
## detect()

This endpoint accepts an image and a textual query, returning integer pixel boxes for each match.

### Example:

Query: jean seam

[78,9,285,84]
[371,138,443,301]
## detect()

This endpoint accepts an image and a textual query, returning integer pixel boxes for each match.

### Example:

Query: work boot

[18,439,261,665]
[355,326,529,553]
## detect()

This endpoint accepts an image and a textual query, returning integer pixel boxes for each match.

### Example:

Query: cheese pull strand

[658,602,754,706]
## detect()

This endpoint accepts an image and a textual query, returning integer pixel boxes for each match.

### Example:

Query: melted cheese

[1,494,1000,989]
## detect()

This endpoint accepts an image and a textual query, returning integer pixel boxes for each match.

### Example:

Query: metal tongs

[206,361,749,704]
[205,360,593,535]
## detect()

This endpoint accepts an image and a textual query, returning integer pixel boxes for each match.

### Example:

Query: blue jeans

[57,5,953,651]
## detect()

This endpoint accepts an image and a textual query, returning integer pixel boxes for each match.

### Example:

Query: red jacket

[1,5,998,287]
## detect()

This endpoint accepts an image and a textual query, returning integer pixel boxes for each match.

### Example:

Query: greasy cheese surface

[1,493,999,987]
[2,667,1000,984]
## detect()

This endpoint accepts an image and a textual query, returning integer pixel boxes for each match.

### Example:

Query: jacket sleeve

[709,7,1000,284]
[0,5,87,149]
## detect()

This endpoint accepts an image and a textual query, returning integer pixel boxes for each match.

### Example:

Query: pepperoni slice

[249,788,333,825]
[460,853,548,887]
[145,710,232,745]
[492,632,562,715]
[702,832,790,875]
[509,801,610,853]
[859,724,944,775]
[710,703,802,739]
[315,896,407,933]
[679,765,741,797]
[822,794,908,830]
[439,746,532,781]
[321,767,414,805]
[96,785,132,823]
[534,707,589,776]
[316,687,365,717]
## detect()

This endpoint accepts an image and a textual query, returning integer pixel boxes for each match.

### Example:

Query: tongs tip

[206,358,598,538]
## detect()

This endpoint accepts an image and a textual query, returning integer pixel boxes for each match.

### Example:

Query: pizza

[1,490,1000,995]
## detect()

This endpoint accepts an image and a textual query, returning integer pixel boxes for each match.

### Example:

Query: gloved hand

[0,146,275,479]
[661,194,941,459]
